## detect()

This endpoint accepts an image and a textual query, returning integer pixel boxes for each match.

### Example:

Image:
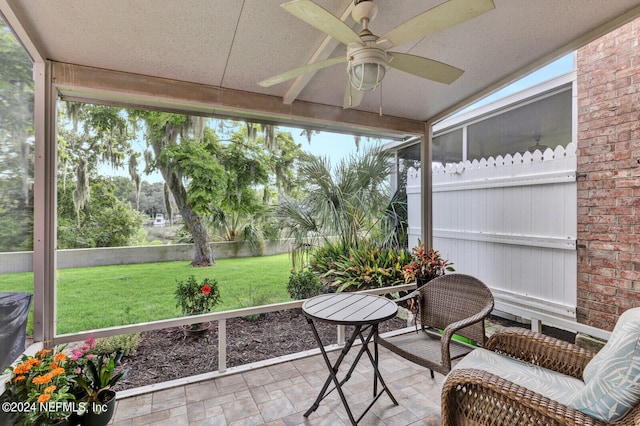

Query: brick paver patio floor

[110,344,443,425]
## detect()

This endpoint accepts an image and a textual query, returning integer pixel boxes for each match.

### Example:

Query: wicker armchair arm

[439,302,495,371]
[391,289,418,304]
[442,368,606,426]
[485,327,595,379]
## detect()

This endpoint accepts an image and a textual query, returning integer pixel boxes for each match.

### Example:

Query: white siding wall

[407,144,577,320]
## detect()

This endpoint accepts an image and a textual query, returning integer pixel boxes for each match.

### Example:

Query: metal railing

[53,283,417,372]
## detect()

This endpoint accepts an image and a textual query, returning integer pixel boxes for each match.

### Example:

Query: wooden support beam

[52,62,423,140]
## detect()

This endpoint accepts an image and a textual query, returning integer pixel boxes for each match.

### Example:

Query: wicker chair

[442,311,640,425]
[376,273,494,378]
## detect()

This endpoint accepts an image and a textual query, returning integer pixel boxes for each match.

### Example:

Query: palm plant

[277,145,396,270]
[205,206,267,254]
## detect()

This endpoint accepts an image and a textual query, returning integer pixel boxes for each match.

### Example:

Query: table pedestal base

[304,318,398,425]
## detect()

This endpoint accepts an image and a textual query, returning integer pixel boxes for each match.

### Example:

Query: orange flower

[13,375,26,383]
[27,358,41,367]
[36,349,52,357]
[14,363,31,374]
[49,362,59,370]
[44,385,57,393]
[32,375,52,385]
[37,394,51,403]
[54,353,67,362]
[49,368,65,378]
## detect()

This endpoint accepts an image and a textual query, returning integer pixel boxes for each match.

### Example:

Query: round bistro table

[301,293,399,425]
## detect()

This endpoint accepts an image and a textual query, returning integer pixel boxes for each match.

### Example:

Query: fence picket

[417,144,577,319]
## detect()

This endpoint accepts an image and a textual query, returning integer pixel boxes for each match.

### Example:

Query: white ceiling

[5,0,640,134]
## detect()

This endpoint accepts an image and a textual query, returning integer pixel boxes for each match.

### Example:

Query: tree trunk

[181,204,214,266]
[163,171,214,266]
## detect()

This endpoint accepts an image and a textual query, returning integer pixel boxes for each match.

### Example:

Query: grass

[0,253,293,335]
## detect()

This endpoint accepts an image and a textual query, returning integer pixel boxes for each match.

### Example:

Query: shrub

[287,269,322,300]
[401,243,454,284]
[309,242,350,274]
[175,275,221,316]
[95,333,141,357]
[314,241,409,292]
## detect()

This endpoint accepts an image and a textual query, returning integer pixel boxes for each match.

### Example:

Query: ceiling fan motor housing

[347,28,387,91]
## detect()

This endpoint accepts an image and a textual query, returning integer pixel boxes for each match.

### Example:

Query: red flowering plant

[1,347,77,425]
[174,275,221,321]
[401,243,455,285]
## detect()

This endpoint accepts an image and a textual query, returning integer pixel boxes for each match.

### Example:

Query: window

[467,89,572,161]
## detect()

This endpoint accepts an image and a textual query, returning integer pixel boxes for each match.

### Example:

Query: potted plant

[174,275,221,334]
[1,347,77,425]
[73,347,129,426]
[402,243,454,288]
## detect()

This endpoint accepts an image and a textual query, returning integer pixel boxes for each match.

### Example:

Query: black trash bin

[0,292,32,371]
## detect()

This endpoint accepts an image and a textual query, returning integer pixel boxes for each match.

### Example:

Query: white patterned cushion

[569,308,640,422]
[450,347,584,405]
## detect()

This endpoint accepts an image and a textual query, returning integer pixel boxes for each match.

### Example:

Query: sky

[101,53,575,183]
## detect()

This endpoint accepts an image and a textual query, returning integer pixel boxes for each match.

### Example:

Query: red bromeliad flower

[201,284,212,295]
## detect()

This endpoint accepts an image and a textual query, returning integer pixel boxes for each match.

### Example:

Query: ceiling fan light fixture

[347,44,387,91]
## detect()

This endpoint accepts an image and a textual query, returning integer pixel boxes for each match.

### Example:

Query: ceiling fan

[258,0,495,109]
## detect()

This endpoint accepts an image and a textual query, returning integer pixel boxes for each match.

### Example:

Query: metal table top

[302,293,397,326]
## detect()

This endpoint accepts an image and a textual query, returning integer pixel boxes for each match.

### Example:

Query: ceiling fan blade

[388,52,464,84]
[343,82,364,109]
[258,56,346,87]
[281,0,361,46]
[377,0,495,49]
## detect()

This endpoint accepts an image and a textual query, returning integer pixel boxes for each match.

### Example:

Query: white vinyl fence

[407,144,577,322]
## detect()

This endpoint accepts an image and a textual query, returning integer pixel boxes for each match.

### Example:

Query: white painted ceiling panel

[6,0,640,123]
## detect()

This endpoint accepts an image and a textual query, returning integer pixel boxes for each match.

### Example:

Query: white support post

[218,319,227,372]
[531,318,543,334]
[337,325,345,346]
[421,122,433,248]
[33,61,57,347]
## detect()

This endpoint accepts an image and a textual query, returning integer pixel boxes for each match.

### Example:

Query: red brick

[579,281,619,296]
[620,270,640,281]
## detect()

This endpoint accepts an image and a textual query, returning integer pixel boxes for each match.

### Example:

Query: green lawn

[0,253,293,335]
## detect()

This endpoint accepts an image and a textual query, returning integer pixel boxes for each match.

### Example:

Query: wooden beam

[52,62,423,139]
[283,2,355,105]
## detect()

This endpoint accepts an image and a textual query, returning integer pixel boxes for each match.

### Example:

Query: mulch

[114,310,575,392]
[114,309,408,391]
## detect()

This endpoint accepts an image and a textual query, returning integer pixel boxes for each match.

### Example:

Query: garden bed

[114,309,408,391]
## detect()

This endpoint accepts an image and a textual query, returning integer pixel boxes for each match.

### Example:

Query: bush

[313,241,409,292]
[95,333,141,357]
[287,269,322,300]
[175,275,221,316]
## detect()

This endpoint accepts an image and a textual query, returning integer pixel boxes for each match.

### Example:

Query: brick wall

[576,19,640,330]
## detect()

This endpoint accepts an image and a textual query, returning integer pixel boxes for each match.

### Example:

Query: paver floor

[110,345,443,425]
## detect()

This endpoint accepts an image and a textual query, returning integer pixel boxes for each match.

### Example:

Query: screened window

[0,20,34,255]
[467,88,572,161]
[432,128,463,166]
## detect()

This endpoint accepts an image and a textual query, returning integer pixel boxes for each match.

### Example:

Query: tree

[277,145,396,265]
[204,125,301,251]
[135,112,226,266]
[57,177,145,248]
[57,103,136,226]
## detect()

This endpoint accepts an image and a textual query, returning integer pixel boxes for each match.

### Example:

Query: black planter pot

[416,276,433,289]
[80,390,116,426]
